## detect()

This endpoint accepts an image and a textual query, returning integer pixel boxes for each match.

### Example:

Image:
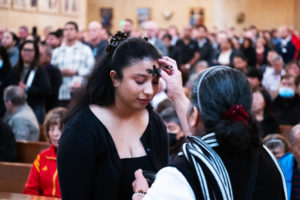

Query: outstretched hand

[132,169,149,200]
[158,56,185,101]
[158,56,192,136]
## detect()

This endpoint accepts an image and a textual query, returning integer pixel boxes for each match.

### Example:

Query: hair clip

[106,31,128,52]
[142,36,149,42]
[146,65,161,77]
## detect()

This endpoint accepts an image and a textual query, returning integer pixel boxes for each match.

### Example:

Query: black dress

[57,106,169,200]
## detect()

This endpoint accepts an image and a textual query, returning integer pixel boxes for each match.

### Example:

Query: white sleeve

[142,167,196,200]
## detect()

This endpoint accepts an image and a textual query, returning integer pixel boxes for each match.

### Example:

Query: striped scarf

[182,133,234,200]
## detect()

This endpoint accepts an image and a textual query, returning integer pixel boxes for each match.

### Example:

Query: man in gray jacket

[3,86,39,141]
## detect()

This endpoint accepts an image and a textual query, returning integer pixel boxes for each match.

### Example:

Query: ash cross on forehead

[146,65,161,77]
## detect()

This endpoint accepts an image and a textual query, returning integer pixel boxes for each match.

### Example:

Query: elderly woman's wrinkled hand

[158,56,185,102]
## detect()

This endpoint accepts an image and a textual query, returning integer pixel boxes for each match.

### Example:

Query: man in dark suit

[275,26,296,64]
[196,25,215,65]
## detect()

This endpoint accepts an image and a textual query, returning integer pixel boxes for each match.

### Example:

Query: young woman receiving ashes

[57,32,169,200]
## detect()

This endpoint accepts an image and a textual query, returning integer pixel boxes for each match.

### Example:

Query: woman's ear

[110,70,120,88]
[188,106,199,132]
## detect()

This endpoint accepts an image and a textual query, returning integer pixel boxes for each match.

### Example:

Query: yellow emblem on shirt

[42,166,48,171]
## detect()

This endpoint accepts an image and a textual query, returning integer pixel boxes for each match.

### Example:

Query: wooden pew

[0,162,31,193]
[16,140,50,163]
[279,124,293,141]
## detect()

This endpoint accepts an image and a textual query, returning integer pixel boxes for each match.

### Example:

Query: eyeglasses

[22,48,35,53]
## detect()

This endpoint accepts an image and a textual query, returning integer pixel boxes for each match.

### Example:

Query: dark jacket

[171,146,285,200]
[23,67,52,108]
[167,45,182,67]
[0,69,18,117]
[0,119,16,162]
[57,106,169,200]
[273,95,300,125]
[197,38,215,65]
[45,64,62,111]
[275,40,296,64]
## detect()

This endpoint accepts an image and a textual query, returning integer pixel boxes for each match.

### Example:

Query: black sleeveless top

[119,156,155,200]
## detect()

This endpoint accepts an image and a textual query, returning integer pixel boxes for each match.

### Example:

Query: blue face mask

[278,87,295,98]
[0,60,3,69]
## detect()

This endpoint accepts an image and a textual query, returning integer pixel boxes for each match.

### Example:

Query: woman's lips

[138,98,151,105]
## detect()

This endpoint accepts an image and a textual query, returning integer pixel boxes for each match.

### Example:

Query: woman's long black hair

[190,66,262,156]
[13,40,40,80]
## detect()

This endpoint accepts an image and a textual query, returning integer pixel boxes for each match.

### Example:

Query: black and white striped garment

[182,133,233,200]
[181,132,288,200]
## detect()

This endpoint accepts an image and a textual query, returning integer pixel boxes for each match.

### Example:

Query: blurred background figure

[196,25,214,65]
[246,68,263,92]
[143,21,168,55]
[279,124,300,200]
[3,86,39,141]
[157,101,185,162]
[1,31,19,67]
[87,21,107,60]
[0,46,18,117]
[13,40,51,123]
[275,26,295,64]
[262,54,285,98]
[39,43,62,112]
[120,18,134,37]
[285,60,300,77]
[46,30,62,49]
[0,119,16,162]
[18,25,29,45]
[24,107,67,198]
[252,89,279,137]
[263,134,289,161]
[273,75,300,125]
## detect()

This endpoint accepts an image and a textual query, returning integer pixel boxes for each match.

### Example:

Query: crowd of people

[0,18,300,199]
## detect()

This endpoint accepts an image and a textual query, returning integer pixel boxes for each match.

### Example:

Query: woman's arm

[158,57,191,136]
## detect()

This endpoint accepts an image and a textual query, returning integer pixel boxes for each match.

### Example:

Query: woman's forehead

[123,59,159,74]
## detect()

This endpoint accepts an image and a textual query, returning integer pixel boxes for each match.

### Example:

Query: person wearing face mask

[274,74,300,125]
[159,106,185,162]
[24,107,67,198]
[0,46,18,117]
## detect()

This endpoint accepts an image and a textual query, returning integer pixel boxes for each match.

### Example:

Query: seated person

[246,68,263,92]
[24,107,67,198]
[273,75,300,125]
[0,118,16,162]
[262,54,285,99]
[279,124,300,200]
[263,134,289,161]
[3,86,39,141]
[252,89,279,137]
[232,52,248,74]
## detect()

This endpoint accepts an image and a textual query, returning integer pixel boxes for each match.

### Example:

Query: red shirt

[291,33,300,59]
[24,145,61,198]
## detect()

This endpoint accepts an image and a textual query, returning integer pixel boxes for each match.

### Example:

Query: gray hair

[3,86,27,106]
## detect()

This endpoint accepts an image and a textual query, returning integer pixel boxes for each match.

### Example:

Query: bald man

[279,124,300,199]
[275,26,296,64]
[144,21,168,56]
[87,21,108,59]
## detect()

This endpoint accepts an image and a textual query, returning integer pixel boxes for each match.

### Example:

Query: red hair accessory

[223,105,250,125]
